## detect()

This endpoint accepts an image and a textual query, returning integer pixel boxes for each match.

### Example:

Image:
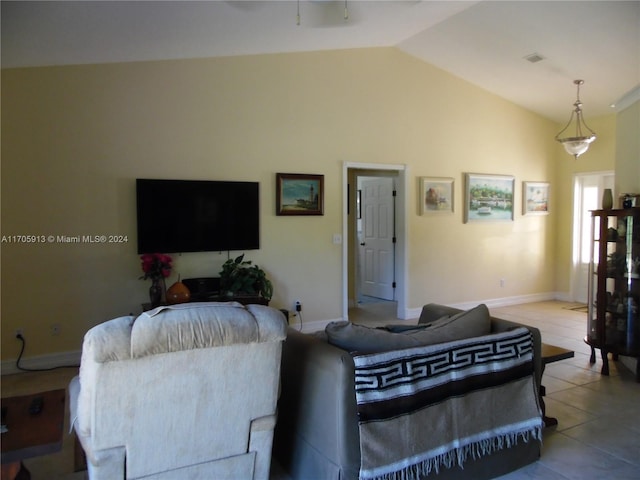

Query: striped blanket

[353,327,543,480]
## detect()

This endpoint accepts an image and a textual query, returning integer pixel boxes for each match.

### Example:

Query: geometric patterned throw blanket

[353,327,543,480]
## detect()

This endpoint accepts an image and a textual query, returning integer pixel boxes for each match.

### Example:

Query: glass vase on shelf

[602,188,613,210]
[139,253,172,308]
[149,277,166,307]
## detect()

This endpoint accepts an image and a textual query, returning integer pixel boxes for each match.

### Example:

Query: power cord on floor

[15,334,79,372]
[295,301,303,331]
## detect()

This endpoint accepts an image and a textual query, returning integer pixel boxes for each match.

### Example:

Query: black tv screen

[136,179,260,254]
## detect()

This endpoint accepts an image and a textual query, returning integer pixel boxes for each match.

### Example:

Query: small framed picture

[419,177,454,214]
[464,173,515,223]
[276,173,324,216]
[523,181,550,215]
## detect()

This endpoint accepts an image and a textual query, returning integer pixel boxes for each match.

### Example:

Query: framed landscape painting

[464,173,515,223]
[276,173,324,216]
[419,177,454,215]
[523,181,550,215]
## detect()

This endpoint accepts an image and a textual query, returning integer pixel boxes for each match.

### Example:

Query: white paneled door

[360,177,395,300]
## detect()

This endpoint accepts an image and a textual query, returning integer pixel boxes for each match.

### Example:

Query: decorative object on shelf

[621,194,639,209]
[523,181,550,216]
[419,177,454,215]
[148,278,165,308]
[276,173,324,216]
[607,251,626,275]
[630,257,640,279]
[555,79,596,159]
[618,219,627,236]
[140,253,172,307]
[166,279,191,305]
[219,254,273,301]
[464,173,514,223]
[602,188,613,210]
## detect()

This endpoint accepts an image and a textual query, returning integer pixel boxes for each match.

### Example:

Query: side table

[540,343,574,427]
[1,389,65,480]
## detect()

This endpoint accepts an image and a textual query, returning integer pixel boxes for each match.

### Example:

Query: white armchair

[69,302,287,480]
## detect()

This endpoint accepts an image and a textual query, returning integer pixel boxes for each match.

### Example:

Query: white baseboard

[403,292,559,320]
[2,292,569,375]
[1,350,81,376]
[289,317,343,334]
[553,291,574,303]
[293,292,564,333]
[451,292,559,310]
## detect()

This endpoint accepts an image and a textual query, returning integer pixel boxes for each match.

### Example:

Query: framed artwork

[464,173,515,223]
[276,173,324,216]
[523,181,550,215]
[419,177,454,214]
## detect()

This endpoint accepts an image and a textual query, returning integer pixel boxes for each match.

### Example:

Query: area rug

[562,303,588,313]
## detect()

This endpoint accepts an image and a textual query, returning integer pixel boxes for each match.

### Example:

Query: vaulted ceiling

[2,1,639,122]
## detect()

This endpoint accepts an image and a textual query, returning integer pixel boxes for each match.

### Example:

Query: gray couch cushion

[325,321,425,353]
[326,304,491,353]
[413,303,491,344]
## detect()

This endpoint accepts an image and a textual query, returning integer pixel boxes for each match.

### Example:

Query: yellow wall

[2,47,579,360]
[615,100,640,195]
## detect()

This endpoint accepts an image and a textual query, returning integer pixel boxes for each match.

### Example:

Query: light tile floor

[2,301,639,479]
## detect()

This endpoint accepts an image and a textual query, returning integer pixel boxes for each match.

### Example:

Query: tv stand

[205,295,269,306]
[142,295,268,312]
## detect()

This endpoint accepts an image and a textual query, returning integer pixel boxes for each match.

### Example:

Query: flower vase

[149,278,166,307]
[602,189,613,210]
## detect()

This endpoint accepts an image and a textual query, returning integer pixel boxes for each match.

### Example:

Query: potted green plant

[219,254,273,301]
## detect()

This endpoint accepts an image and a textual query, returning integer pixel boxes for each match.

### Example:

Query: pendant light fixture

[555,80,596,159]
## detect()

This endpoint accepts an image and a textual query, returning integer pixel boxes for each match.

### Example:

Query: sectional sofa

[274,303,543,480]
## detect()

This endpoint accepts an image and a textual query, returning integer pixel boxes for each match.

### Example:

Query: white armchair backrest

[74,302,287,479]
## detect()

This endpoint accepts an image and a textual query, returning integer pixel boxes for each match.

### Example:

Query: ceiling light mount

[555,79,596,159]
[296,0,349,26]
[524,53,545,63]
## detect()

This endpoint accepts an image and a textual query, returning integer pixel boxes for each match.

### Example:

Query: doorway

[571,171,614,303]
[342,162,408,321]
[358,176,395,302]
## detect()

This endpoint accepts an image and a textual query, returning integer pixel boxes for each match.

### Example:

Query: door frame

[342,162,408,320]
[571,170,614,302]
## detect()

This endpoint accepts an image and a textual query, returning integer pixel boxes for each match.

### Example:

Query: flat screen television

[136,178,260,254]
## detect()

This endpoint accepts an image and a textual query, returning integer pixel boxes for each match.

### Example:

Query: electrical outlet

[15,328,23,338]
[294,300,302,312]
[51,324,61,336]
[500,278,505,288]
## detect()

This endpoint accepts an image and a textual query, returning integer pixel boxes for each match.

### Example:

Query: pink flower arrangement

[140,253,172,281]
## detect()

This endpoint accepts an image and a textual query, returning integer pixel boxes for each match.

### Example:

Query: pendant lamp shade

[555,80,596,159]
